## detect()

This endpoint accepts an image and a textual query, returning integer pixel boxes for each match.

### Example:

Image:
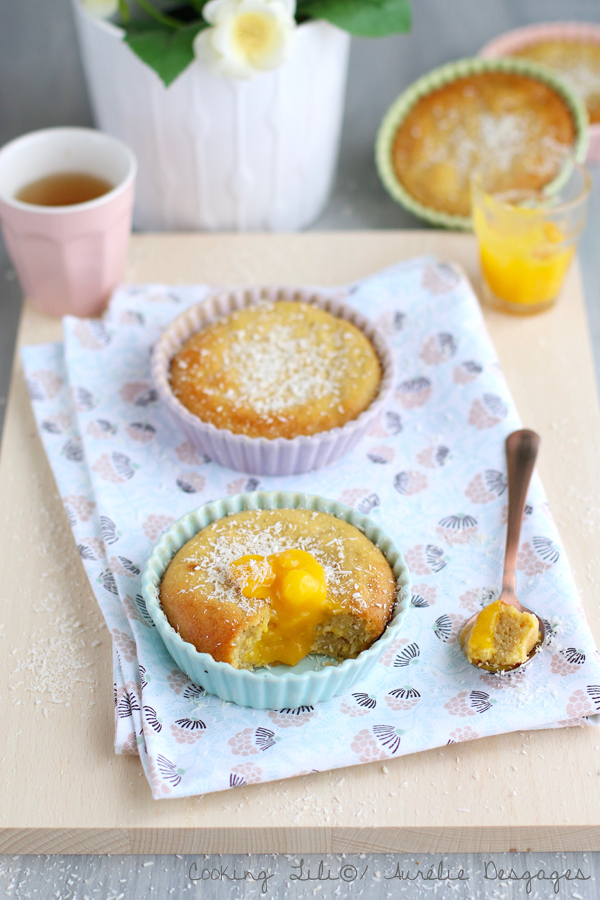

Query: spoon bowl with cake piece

[460,429,546,674]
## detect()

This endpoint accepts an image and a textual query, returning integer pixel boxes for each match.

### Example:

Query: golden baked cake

[460,598,540,670]
[392,71,576,217]
[159,508,397,669]
[511,40,600,124]
[169,301,382,440]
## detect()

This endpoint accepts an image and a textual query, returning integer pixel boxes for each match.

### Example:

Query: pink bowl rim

[479,21,600,161]
[479,21,600,58]
[150,286,396,469]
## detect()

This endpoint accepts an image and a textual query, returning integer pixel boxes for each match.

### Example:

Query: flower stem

[130,0,184,28]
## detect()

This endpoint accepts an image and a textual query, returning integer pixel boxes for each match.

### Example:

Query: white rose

[194,0,297,79]
[80,0,118,18]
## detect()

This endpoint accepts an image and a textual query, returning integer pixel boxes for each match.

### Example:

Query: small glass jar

[471,161,591,315]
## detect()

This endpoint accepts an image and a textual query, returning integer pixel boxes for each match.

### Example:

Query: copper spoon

[460,429,546,673]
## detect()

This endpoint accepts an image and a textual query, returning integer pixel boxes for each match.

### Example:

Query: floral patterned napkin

[21,257,600,799]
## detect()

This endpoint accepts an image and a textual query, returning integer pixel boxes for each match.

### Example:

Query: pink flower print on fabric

[351,728,390,762]
[468,394,508,429]
[550,648,586,676]
[444,690,492,717]
[120,732,139,755]
[229,727,279,756]
[227,476,260,495]
[404,544,447,575]
[367,414,388,438]
[176,472,206,494]
[87,419,118,440]
[417,445,450,468]
[465,470,506,504]
[459,587,496,613]
[447,725,480,743]
[149,754,181,797]
[77,537,106,562]
[167,669,191,695]
[340,693,377,717]
[123,593,154,629]
[565,687,600,719]
[119,310,145,327]
[368,445,394,464]
[518,537,560,576]
[120,382,158,407]
[454,360,483,384]
[63,494,96,523]
[93,452,136,483]
[339,487,371,508]
[385,687,420,711]
[143,514,175,542]
[367,412,403,439]
[72,320,111,350]
[175,441,211,465]
[127,422,156,443]
[41,411,72,435]
[396,377,431,409]
[394,471,428,495]
[110,556,140,579]
[230,763,263,787]
[421,262,460,295]
[379,637,409,668]
[436,514,478,546]
[411,583,437,609]
[170,717,206,745]
[268,706,315,728]
[420,333,457,365]
[375,309,406,334]
[112,629,138,664]
[28,368,63,400]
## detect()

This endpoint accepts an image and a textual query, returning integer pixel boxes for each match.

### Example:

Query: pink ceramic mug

[0,127,136,317]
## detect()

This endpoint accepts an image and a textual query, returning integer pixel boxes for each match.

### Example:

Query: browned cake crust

[512,40,600,124]
[159,508,397,669]
[392,71,576,217]
[169,301,382,440]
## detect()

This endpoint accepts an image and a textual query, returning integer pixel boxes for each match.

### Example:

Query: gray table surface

[1,0,600,896]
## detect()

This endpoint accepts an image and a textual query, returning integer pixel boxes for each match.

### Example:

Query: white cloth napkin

[21,257,600,799]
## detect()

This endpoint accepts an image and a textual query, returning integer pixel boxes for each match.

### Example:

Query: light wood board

[1,231,600,855]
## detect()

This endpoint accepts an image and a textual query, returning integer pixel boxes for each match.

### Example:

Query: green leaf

[297,0,411,37]
[123,21,207,87]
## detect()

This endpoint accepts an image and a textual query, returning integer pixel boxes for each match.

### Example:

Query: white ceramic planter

[72,1,351,231]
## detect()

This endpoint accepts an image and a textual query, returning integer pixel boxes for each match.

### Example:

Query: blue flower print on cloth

[21,257,600,800]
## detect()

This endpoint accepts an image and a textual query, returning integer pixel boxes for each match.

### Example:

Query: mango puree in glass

[473,203,574,307]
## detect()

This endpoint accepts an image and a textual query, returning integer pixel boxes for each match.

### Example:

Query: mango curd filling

[465,598,540,669]
[229,549,335,667]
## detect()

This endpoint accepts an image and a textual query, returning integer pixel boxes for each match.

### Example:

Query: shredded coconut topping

[180,516,371,615]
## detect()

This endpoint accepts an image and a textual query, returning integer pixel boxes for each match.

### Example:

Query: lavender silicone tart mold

[151,286,395,476]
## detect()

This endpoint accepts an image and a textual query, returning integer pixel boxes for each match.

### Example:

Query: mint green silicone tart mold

[141,491,411,710]
[375,56,590,231]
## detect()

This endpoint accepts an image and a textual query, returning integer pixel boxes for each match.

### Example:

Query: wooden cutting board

[1,231,600,854]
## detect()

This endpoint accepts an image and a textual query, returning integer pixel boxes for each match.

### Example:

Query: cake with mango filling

[159,508,397,670]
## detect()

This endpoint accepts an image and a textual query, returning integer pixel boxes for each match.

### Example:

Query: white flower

[80,0,118,18]
[194,0,297,79]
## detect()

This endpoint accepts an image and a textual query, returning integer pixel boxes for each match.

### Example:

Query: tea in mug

[16,171,113,207]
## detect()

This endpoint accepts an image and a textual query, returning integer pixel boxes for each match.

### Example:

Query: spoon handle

[502,429,541,594]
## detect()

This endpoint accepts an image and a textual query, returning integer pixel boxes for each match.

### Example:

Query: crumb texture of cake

[392,71,576,217]
[159,508,397,669]
[511,40,600,124]
[169,301,382,439]
[461,598,539,669]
